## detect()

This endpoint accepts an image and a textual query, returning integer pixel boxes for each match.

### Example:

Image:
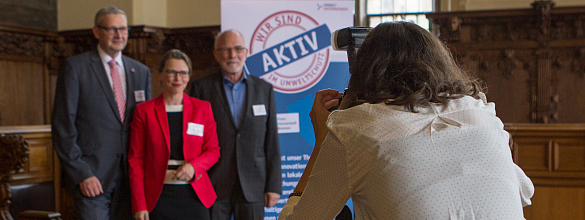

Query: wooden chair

[0,134,61,220]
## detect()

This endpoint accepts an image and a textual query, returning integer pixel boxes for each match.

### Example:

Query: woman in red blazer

[129,49,220,220]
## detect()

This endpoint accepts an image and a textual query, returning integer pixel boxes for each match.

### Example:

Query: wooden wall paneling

[427,2,585,124]
[0,60,45,125]
[513,136,552,172]
[506,123,585,186]
[0,23,57,126]
[465,49,533,123]
[44,37,54,124]
[523,186,585,220]
[555,48,585,123]
[554,138,585,172]
[141,26,171,98]
[506,123,585,219]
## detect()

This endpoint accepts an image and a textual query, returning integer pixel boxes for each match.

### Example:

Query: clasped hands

[172,162,197,182]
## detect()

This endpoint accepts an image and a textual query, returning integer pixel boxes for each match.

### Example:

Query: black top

[167,111,184,169]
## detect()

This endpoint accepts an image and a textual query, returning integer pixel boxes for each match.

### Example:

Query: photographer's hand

[310,89,343,145]
[291,89,342,196]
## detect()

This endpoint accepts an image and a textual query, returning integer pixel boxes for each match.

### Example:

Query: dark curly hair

[343,22,484,112]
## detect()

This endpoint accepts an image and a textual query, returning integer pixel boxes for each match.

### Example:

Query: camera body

[331,27,372,51]
[327,27,372,111]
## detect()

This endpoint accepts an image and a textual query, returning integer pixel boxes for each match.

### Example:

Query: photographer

[278,22,534,219]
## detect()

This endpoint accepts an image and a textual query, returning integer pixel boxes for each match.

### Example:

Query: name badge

[134,90,146,102]
[253,104,267,116]
[187,122,204,137]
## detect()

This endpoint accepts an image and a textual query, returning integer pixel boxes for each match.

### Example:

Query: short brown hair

[158,49,193,76]
[344,22,483,112]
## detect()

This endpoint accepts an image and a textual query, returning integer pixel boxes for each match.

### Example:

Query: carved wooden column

[535,49,553,123]
[0,134,29,220]
[533,1,556,123]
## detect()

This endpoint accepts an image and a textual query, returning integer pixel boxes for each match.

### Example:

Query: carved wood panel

[427,1,585,123]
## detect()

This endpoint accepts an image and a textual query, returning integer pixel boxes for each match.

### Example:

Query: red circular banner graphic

[250,11,330,94]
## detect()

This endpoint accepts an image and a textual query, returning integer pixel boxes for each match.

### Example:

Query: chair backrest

[0,133,29,220]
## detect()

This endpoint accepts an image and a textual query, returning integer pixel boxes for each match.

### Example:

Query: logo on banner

[247,11,331,94]
[317,3,349,11]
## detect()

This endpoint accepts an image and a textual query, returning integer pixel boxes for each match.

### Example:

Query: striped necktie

[108,60,126,122]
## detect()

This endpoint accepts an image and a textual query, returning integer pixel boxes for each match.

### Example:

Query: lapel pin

[131,68,135,73]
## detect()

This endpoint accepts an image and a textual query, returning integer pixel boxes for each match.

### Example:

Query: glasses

[97,25,130,35]
[163,70,190,78]
[215,46,247,54]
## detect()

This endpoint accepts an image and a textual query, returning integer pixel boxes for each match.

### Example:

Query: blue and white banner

[221,1,354,219]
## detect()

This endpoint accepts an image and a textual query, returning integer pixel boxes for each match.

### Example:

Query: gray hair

[214,29,246,49]
[94,6,127,26]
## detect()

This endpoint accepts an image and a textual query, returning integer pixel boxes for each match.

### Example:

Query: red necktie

[108,60,126,122]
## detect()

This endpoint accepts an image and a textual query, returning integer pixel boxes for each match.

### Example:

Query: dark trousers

[210,178,264,220]
[71,163,132,220]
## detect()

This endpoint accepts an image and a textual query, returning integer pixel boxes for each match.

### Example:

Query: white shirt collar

[97,45,123,67]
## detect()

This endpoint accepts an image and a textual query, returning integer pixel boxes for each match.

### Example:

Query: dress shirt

[279,96,534,220]
[223,71,247,128]
[97,46,126,99]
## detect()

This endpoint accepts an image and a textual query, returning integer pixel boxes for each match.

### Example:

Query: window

[366,0,434,30]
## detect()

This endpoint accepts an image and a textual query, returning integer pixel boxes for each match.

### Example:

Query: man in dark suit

[52,6,151,220]
[190,30,282,220]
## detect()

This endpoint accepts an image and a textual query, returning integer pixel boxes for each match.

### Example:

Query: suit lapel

[122,56,135,123]
[213,73,238,129]
[155,97,171,152]
[90,50,122,123]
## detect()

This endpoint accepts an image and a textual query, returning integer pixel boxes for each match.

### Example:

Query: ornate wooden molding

[57,25,219,67]
[532,0,555,46]
[572,48,585,77]
[0,134,29,220]
[0,23,57,59]
[428,4,585,46]
[427,1,585,123]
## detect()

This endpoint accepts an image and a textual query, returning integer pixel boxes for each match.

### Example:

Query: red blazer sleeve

[128,103,148,213]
